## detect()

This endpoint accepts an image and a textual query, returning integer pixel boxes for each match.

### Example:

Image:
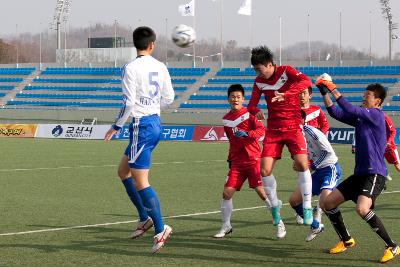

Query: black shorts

[336,174,386,209]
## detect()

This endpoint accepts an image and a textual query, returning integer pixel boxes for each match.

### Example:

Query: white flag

[238,0,251,16]
[179,0,195,16]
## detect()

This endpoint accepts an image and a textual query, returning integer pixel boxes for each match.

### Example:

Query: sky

[0,0,399,57]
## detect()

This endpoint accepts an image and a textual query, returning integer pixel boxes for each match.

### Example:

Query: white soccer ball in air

[318,73,332,82]
[171,24,196,48]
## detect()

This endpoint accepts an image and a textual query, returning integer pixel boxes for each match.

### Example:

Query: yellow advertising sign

[0,124,37,138]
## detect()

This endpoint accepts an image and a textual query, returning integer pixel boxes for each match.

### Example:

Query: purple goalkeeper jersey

[327,96,386,176]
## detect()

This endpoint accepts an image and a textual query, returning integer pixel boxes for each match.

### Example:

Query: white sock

[315,198,323,223]
[262,175,279,207]
[264,198,271,211]
[298,170,312,209]
[221,199,232,228]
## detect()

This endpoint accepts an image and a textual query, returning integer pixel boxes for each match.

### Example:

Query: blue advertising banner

[111,125,194,141]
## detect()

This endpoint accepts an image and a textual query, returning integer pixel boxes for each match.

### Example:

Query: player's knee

[260,168,272,177]
[117,170,129,180]
[355,205,370,217]
[222,191,233,200]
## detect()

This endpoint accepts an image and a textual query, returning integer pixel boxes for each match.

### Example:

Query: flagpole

[165,17,168,66]
[307,14,311,67]
[192,0,196,68]
[279,16,282,66]
[220,0,224,68]
[339,12,342,66]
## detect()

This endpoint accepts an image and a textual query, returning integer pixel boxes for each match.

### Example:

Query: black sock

[325,208,351,241]
[363,210,396,247]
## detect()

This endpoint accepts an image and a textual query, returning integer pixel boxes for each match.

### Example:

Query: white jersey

[114,55,174,128]
[303,125,338,169]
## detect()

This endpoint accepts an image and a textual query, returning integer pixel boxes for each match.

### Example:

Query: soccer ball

[318,73,332,82]
[171,24,196,48]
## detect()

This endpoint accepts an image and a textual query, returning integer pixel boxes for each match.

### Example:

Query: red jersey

[223,107,265,167]
[302,105,329,134]
[384,113,396,145]
[248,65,312,130]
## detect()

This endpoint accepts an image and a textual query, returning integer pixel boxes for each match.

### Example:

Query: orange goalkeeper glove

[316,79,336,95]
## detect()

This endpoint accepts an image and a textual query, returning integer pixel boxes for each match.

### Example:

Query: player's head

[133,26,156,51]
[299,87,312,108]
[227,84,245,111]
[300,109,306,125]
[363,83,386,108]
[251,46,275,80]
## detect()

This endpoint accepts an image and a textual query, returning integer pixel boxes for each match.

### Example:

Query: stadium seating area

[1,66,400,112]
[216,66,400,76]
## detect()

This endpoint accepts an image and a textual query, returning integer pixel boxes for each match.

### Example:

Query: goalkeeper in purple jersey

[316,74,399,264]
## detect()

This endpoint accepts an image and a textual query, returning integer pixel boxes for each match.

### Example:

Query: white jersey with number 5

[114,55,175,128]
[303,125,338,169]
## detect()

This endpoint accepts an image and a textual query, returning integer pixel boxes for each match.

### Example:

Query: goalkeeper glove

[315,73,336,95]
[234,130,248,138]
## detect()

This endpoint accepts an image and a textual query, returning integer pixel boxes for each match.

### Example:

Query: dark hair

[251,46,274,66]
[133,26,156,50]
[227,84,245,97]
[365,83,386,106]
[307,86,313,95]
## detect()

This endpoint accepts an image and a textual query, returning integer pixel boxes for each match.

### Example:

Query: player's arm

[247,83,265,120]
[385,115,396,144]
[161,65,175,110]
[247,116,265,139]
[105,67,136,141]
[318,110,330,134]
[317,75,357,126]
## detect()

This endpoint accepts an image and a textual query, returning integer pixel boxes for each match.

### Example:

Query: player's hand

[255,111,265,120]
[234,130,248,138]
[271,91,285,102]
[104,128,117,141]
[316,73,336,95]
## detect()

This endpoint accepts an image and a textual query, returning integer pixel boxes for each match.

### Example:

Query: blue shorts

[312,162,341,196]
[124,114,161,169]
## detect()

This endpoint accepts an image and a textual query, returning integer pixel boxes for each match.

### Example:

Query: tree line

[0,23,397,64]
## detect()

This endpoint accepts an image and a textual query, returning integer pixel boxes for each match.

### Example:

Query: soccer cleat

[276,220,286,239]
[386,175,393,181]
[152,225,172,253]
[306,223,324,242]
[303,208,313,225]
[213,225,233,238]
[130,217,153,239]
[380,245,400,263]
[295,213,304,225]
[271,200,283,226]
[329,238,356,254]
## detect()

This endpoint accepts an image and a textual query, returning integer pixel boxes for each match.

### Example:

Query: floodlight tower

[51,0,71,49]
[380,0,398,60]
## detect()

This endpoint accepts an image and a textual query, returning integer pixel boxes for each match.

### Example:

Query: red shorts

[225,163,262,190]
[261,128,307,158]
[385,144,400,165]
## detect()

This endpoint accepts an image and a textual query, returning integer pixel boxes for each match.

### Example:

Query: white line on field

[0,160,226,172]
[1,190,399,237]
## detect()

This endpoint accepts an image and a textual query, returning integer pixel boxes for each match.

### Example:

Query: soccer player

[300,87,329,134]
[214,84,285,238]
[352,113,400,181]
[316,74,399,263]
[289,110,341,241]
[247,46,314,230]
[294,87,330,225]
[104,26,175,253]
